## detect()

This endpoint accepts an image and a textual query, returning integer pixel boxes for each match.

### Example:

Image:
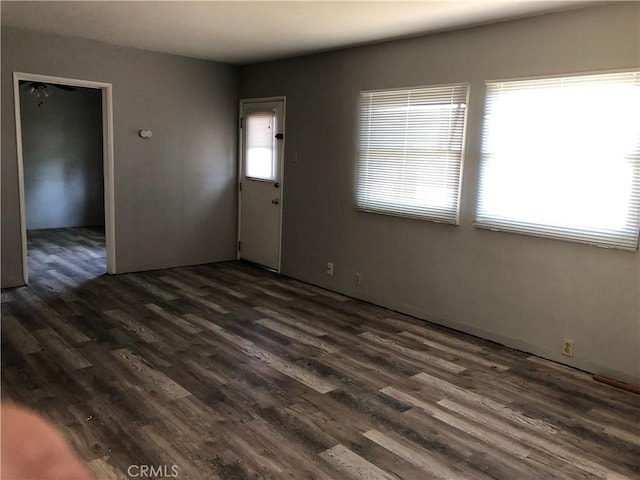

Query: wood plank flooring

[2,227,639,479]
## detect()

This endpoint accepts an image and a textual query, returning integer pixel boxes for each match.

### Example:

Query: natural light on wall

[476,71,640,249]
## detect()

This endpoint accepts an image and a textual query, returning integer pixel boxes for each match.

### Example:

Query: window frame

[355,82,470,225]
[244,111,278,182]
[474,69,640,251]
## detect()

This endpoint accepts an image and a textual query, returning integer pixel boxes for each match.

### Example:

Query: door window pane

[246,112,276,180]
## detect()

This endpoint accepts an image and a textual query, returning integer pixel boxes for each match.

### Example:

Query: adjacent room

[1,1,639,479]
[18,79,107,284]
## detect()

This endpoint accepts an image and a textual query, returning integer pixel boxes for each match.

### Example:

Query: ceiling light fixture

[28,82,51,107]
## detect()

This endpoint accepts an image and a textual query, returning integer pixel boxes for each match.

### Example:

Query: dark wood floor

[2,228,639,479]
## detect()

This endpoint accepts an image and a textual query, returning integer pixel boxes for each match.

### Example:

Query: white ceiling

[1,1,588,65]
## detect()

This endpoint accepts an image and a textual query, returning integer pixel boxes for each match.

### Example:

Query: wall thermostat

[139,130,153,138]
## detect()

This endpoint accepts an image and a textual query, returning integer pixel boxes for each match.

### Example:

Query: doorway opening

[13,73,115,284]
[237,97,286,272]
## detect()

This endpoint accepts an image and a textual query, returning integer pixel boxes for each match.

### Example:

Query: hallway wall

[20,83,104,229]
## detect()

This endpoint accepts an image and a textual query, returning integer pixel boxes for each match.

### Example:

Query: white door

[238,99,285,271]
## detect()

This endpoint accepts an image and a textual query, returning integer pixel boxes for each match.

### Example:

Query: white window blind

[245,112,276,180]
[476,71,640,250]
[356,84,468,223]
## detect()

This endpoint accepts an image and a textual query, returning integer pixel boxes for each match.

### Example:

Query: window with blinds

[245,112,276,180]
[356,83,469,223]
[476,71,640,250]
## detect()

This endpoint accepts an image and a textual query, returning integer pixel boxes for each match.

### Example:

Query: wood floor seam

[2,227,638,479]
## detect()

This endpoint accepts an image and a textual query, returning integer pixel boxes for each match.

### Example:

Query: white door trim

[13,71,117,283]
[237,96,286,272]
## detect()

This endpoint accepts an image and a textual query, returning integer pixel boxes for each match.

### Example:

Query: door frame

[237,96,286,272]
[13,71,117,283]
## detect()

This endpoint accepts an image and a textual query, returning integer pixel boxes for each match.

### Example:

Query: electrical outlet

[561,339,574,357]
[355,272,362,285]
[326,262,334,276]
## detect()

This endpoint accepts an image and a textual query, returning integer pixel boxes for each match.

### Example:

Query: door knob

[272,198,280,205]
[274,182,280,188]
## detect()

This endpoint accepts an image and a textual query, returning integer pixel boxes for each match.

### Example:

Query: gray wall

[240,3,640,384]
[20,83,104,229]
[2,27,238,286]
